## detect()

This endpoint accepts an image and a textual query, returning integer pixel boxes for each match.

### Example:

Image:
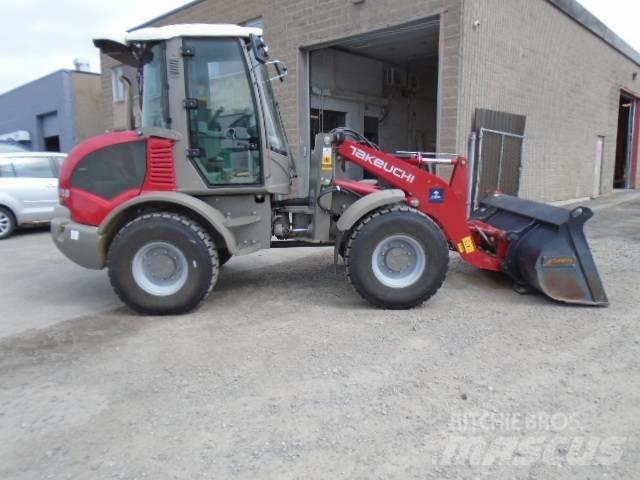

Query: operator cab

[95,24,293,194]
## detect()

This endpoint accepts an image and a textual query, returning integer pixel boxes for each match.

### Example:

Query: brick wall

[458,0,640,202]
[100,0,463,155]
[71,72,103,144]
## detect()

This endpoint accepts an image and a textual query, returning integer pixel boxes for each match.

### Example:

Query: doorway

[303,17,441,173]
[614,93,638,189]
[44,135,61,152]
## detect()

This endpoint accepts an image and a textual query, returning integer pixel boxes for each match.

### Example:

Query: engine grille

[145,138,176,190]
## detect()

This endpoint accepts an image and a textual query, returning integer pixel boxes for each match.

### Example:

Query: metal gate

[475,128,525,204]
[471,109,527,207]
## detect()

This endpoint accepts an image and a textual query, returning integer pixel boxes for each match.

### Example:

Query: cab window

[184,38,262,186]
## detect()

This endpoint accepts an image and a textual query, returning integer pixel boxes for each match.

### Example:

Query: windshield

[140,44,169,129]
[254,63,289,156]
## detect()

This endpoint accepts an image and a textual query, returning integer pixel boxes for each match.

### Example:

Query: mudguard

[336,189,406,232]
[99,191,239,254]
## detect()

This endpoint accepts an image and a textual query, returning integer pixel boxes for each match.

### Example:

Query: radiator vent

[146,138,176,190]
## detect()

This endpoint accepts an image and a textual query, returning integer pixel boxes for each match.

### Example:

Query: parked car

[0,141,29,153]
[0,152,66,239]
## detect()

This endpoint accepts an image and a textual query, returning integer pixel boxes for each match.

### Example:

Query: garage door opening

[305,18,441,178]
[44,135,61,152]
[614,93,638,189]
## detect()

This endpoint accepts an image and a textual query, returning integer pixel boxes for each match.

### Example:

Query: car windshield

[140,43,169,129]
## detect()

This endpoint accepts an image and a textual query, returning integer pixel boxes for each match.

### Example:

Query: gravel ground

[0,194,638,479]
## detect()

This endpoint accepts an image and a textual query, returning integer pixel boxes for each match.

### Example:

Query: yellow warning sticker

[457,243,465,254]
[462,236,476,254]
[321,147,333,172]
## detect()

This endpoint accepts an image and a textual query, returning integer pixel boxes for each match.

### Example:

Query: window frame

[112,65,126,103]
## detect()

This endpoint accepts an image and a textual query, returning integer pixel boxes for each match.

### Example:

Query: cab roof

[95,23,262,47]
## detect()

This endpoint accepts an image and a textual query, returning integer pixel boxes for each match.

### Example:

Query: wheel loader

[51,24,609,314]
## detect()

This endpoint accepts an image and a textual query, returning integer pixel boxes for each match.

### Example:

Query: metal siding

[0,71,76,153]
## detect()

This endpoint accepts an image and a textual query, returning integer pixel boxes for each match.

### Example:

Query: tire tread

[107,212,218,315]
[344,204,449,309]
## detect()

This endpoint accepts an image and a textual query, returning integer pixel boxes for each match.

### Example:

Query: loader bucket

[472,194,609,306]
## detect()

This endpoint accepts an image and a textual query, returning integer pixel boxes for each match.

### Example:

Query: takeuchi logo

[349,145,416,184]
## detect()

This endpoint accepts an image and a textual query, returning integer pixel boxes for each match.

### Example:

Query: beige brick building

[100,0,640,202]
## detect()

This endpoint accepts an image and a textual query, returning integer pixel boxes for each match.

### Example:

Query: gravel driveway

[0,194,638,479]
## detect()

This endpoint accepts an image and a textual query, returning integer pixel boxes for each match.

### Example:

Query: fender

[336,189,406,232]
[98,191,239,254]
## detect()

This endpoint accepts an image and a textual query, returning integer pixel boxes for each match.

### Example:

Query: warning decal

[462,236,476,254]
[321,147,333,172]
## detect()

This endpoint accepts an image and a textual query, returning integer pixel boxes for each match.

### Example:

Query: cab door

[183,38,263,188]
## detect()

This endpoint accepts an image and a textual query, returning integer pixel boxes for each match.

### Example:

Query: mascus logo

[349,145,416,184]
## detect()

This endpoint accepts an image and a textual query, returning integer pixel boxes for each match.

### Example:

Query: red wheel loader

[51,24,608,314]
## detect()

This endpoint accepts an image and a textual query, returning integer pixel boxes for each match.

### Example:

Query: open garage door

[304,18,441,180]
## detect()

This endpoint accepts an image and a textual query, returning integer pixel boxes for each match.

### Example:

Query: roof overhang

[0,130,30,142]
[94,23,262,48]
[547,0,640,66]
[94,23,263,65]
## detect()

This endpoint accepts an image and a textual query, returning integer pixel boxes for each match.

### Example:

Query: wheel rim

[132,242,189,297]
[0,212,10,236]
[372,235,426,289]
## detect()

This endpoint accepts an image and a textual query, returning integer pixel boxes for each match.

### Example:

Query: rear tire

[345,205,449,309]
[107,212,219,315]
[0,207,16,240]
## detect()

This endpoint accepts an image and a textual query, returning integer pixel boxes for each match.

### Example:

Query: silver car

[0,141,29,153]
[0,152,66,239]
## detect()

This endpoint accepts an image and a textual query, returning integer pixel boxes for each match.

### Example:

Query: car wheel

[0,207,16,240]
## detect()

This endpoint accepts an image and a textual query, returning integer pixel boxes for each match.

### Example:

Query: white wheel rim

[372,234,426,289]
[0,212,10,235]
[132,242,189,296]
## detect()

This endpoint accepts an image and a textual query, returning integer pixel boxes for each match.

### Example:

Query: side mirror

[272,61,288,83]
[267,60,288,83]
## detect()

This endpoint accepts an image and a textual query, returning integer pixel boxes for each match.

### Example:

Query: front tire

[345,205,449,309]
[0,207,16,240]
[107,212,219,315]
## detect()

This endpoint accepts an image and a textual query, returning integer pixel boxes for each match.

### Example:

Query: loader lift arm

[333,134,608,307]
[336,139,503,272]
